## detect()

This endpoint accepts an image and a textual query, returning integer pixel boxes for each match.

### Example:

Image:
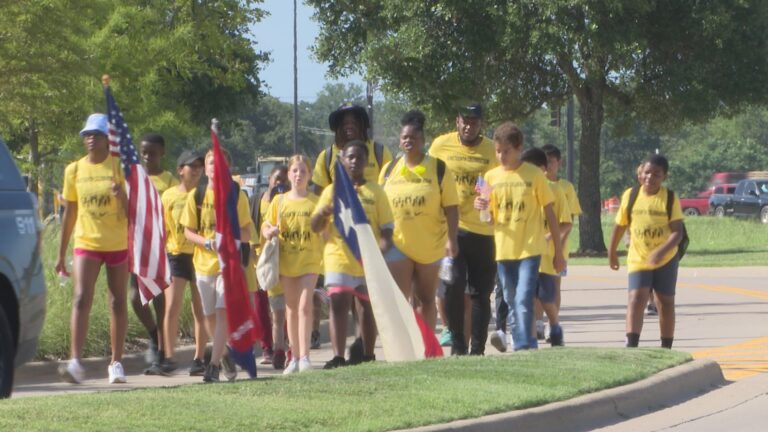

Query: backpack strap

[382,156,401,185]
[324,144,335,184]
[666,189,674,220]
[625,185,641,227]
[373,141,384,170]
[250,190,266,237]
[435,157,446,191]
[194,177,209,232]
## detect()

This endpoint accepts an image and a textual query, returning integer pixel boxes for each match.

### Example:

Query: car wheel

[714,206,726,217]
[0,307,14,398]
[761,206,768,224]
[683,208,700,216]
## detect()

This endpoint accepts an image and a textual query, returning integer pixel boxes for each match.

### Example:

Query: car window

[0,139,26,191]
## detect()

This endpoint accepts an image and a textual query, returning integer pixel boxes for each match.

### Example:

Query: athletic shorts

[74,248,128,267]
[537,273,557,304]
[196,274,225,316]
[325,272,369,302]
[169,253,195,281]
[384,245,441,266]
[628,257,679,296]
[268,293,286,311]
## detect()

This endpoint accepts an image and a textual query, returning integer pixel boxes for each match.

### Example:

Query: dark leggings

[494,275,509,332]
[445,231,496,355]
[130,274,165,345]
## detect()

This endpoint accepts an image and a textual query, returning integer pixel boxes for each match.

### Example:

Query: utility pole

[366,80,375,139]
[566,95,575,183]
[292,0,298,153]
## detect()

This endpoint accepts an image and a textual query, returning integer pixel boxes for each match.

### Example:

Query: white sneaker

[58,359,85,384]
[108,361,127,384]
[489,330,507,353]
[536,320,546,340]
[298,356,312,372]
[283,359,299,375]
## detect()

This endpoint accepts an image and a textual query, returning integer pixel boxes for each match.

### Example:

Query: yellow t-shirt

[312,139,393,189]
[62,155,127,251]
[485,163,554,261]
[615,187,683,272]
[540,181,572,275]
[162,186,194,255]
[179,188,251,277]
[558,179,582,216]
[265,193,323,277]
[314,182,393,276]
[149,171,179,196]
[428,132,497,235]
[379,156,459,264]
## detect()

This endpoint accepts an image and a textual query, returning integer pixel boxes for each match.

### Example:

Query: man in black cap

[428,103,498,355]
[312,103,392,194]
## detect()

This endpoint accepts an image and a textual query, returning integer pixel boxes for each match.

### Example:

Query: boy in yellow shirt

[181,150,252,382]
[475,122,565,351]
[609,155,684,349]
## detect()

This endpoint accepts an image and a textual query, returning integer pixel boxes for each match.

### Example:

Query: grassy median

[1,348,690,431]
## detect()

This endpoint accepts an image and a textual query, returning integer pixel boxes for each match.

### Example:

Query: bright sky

[250,0,364,103]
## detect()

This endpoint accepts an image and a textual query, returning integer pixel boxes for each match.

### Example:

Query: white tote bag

[256,196,282,291]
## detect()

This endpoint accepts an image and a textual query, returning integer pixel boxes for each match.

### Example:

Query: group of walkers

[55,102,684,385]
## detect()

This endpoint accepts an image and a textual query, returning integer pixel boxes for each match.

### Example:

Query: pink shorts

[74,248,129,267]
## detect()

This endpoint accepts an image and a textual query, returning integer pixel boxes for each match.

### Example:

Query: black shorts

[169,253,195,281]
[628,257,678,296]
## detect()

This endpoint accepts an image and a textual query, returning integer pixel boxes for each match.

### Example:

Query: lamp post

[292,0,299,153]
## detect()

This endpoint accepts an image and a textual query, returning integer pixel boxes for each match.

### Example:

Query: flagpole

[101,74,120,183]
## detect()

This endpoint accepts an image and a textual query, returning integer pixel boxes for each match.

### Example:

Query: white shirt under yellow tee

[149,171,179,196]
[312,139,392,189]
[162,186,193,255]
[265,193,323,277]
[379,156,459,264]
[485,163,554,261]
[314,182,393,276]
[62,155,127,251]
[179,188,251,277]
[615,186,683,272]
[540,181,572,275]
[428,132,497,235]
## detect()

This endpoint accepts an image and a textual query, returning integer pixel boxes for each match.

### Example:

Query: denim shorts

[628,257,679,296]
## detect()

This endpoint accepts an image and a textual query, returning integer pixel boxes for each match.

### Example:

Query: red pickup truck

[680,184,737,216]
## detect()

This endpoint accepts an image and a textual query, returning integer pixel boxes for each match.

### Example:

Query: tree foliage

[308,0,768,252]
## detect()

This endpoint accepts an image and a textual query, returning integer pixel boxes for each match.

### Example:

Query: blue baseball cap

[79,113,109,137]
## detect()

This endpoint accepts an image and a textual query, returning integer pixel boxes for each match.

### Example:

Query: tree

[308,0,768,252]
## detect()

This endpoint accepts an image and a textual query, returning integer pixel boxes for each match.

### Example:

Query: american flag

[105,86,170,304]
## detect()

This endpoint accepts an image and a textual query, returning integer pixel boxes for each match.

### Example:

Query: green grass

[38,221,198,360]
[567,214,768,267]
[1,348,689,432]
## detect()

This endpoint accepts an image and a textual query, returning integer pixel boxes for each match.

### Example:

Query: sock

[661,337,674,349]
[626,332,640,347]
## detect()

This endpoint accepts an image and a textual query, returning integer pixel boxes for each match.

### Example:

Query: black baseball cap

[177,150,203,167]
[458,103,483,119]
[328,102,371,131]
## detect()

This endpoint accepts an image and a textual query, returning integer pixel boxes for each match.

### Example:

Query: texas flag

[332,160,442,361]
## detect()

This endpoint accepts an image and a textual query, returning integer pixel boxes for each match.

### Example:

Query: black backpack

[626,185,689,260]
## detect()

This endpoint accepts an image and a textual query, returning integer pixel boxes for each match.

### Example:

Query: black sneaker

[647,303,658,316]
[310,330,321,349]
[549,325,565,347]
[323,356,346,370]
[160,358,178,374]
[347,337,364,365]
[189,358,206,376]
[145,339,159,365]
[144,361,168,376]
[221,353,237,382]
[203,364,220,383]
[361,354,376,363]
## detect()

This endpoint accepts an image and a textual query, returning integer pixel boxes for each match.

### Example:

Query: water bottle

[476,175,492,223]
[438,257,454,283]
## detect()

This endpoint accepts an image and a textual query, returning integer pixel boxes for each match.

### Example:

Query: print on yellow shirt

[428,132,497,235]
[265,193,323,277]
[62,155,128,252]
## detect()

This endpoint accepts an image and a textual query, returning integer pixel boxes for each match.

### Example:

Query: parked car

[680,184,737,216]
[709,178,768,223]
[0,137,46,398]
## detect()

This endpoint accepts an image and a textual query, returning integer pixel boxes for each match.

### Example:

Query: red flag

[105,86,169,304]
[210,126,260,377]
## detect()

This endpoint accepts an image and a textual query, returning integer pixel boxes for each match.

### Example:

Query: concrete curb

[397,359,725,432]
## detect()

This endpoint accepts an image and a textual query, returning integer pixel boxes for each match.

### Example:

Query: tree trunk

[576,86,607,254]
